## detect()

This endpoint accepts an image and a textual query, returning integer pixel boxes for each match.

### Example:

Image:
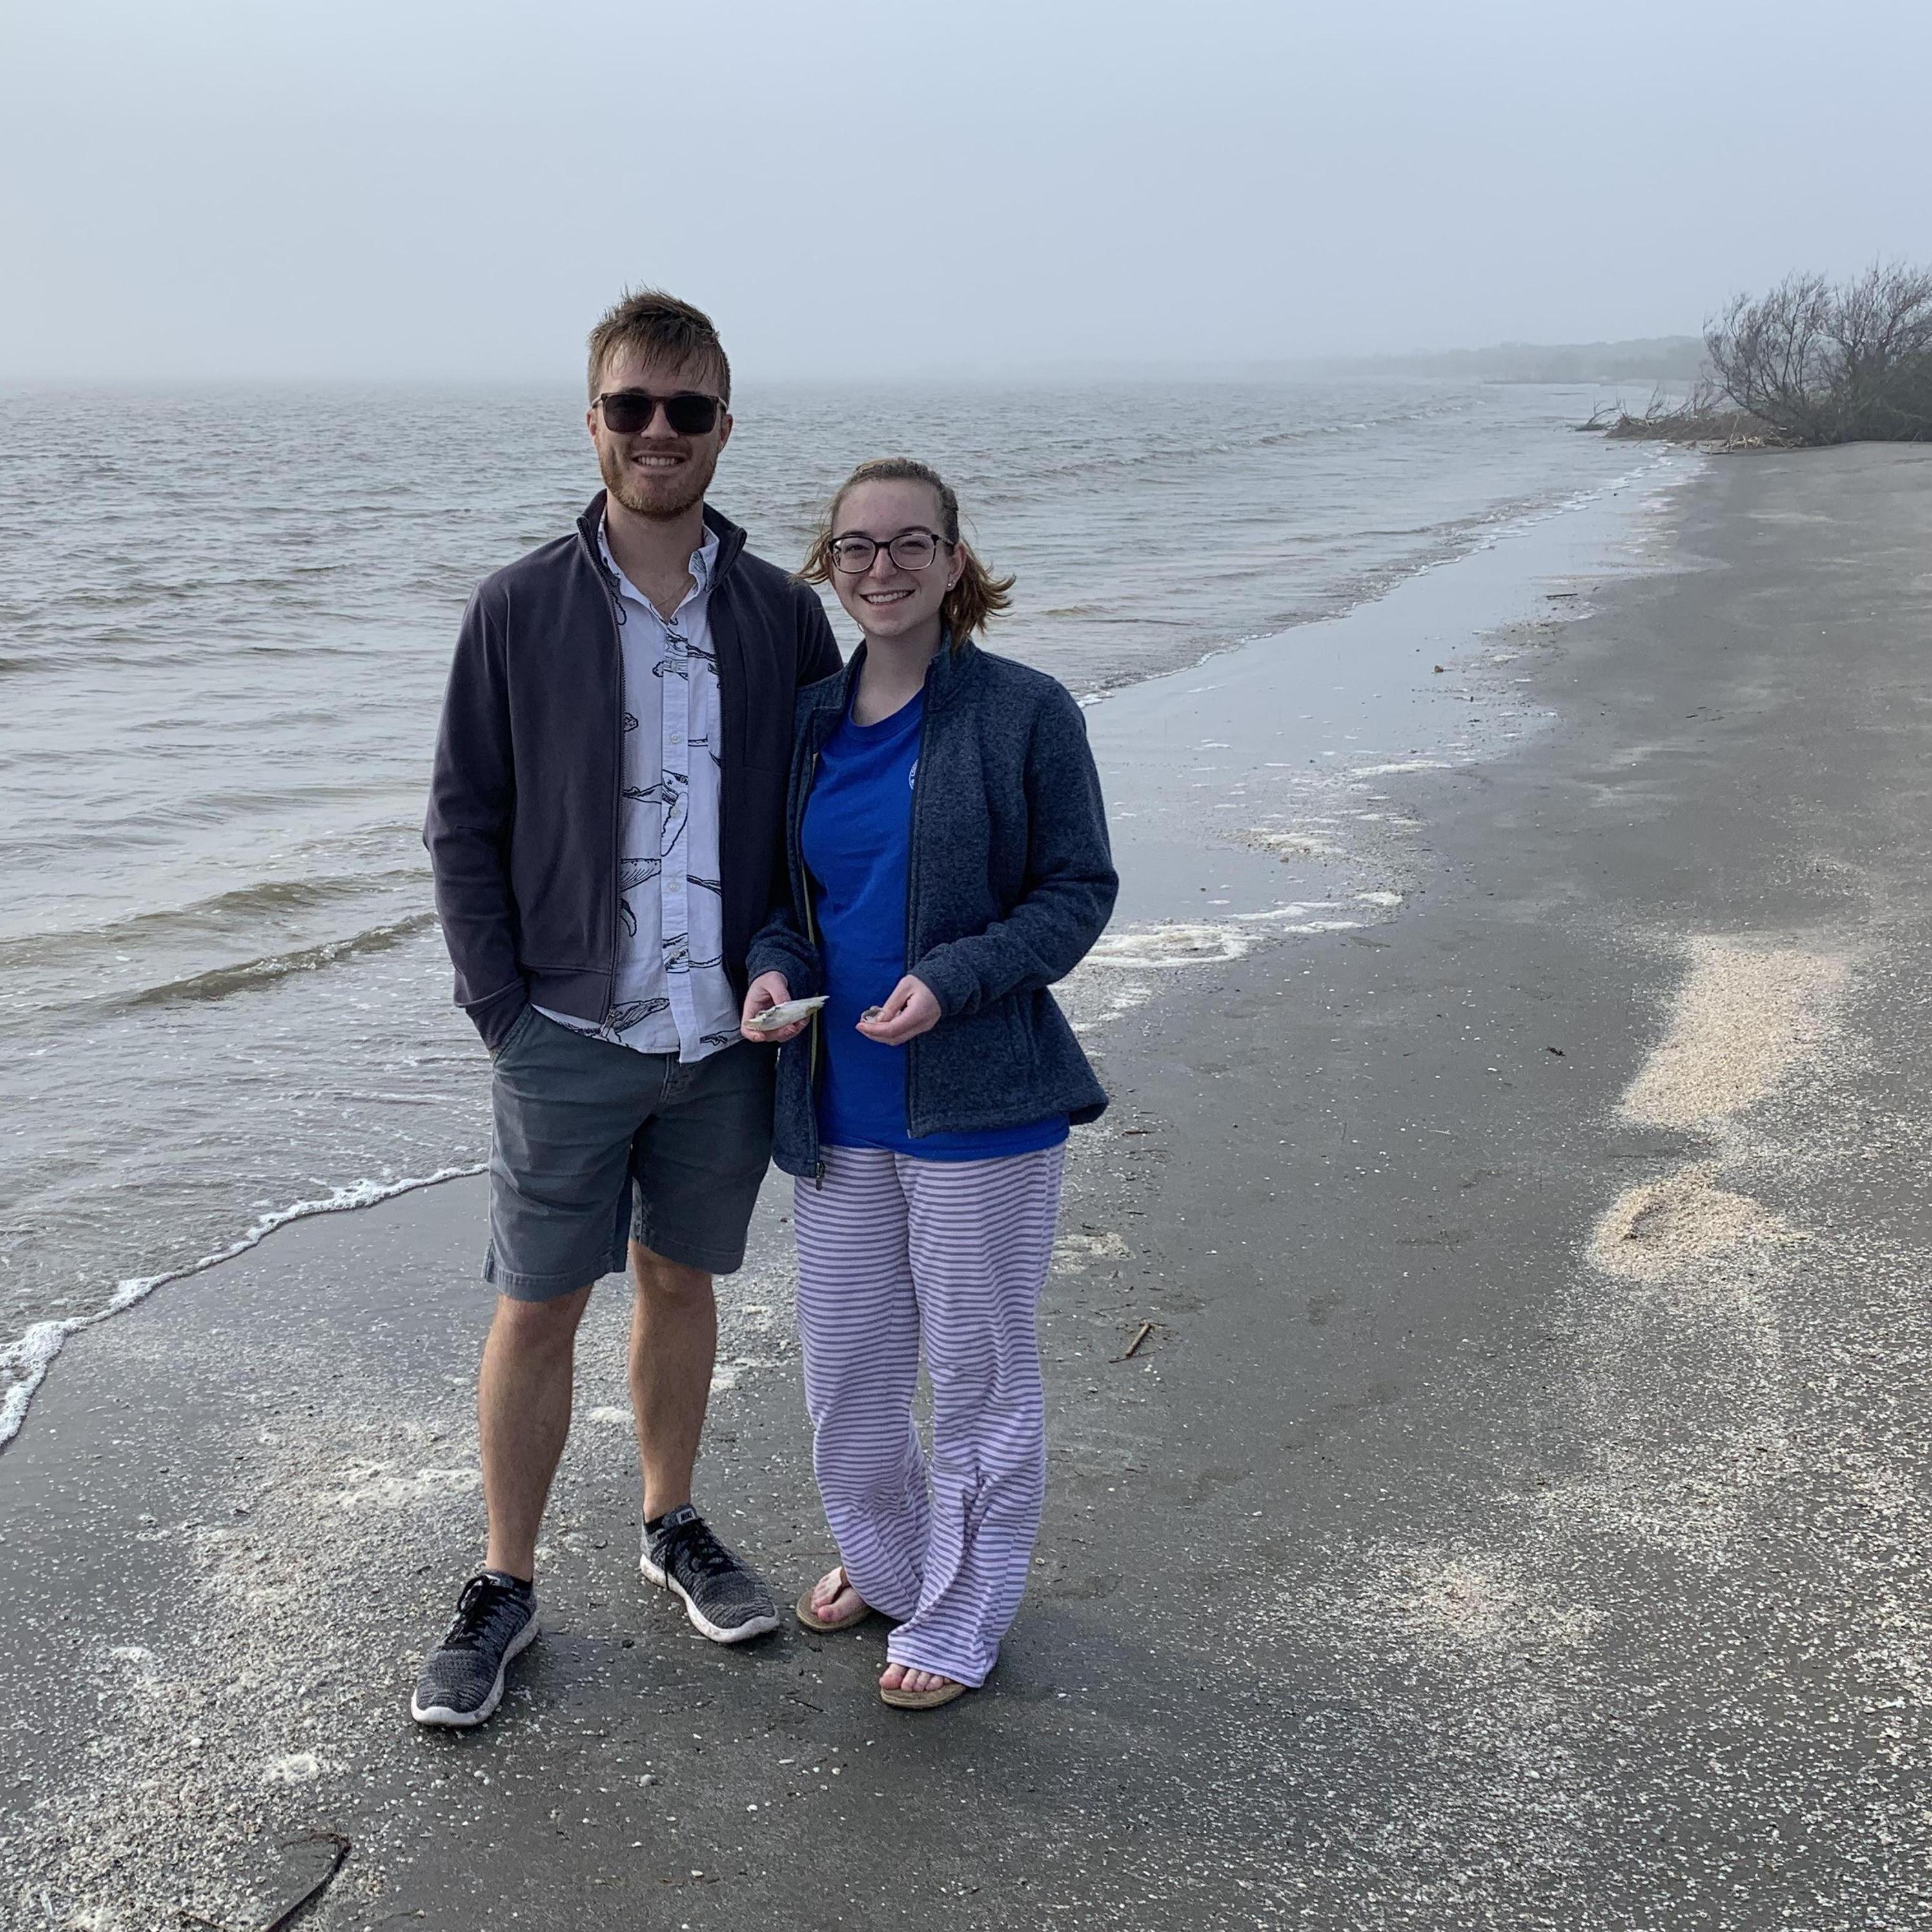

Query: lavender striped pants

[793,1141,1066,1687]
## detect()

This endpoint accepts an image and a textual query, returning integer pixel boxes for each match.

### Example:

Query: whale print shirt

[534,520,738,1063]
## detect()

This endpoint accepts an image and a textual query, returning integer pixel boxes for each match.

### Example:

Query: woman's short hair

[801,457,1013,644]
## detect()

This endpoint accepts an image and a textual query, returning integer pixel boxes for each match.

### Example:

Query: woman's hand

[741,971,809,1044]
[856,975,941,1046]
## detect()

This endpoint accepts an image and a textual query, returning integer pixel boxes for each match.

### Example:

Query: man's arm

[796,582,844,686]
[423,587,528,1050]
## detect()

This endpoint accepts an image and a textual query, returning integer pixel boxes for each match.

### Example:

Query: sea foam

[0,1164,483,1450]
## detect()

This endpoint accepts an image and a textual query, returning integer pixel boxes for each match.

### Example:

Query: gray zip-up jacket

[746,638,1118,1178]
[425,495,841,1049]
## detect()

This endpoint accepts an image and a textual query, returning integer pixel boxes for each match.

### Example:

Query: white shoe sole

[640,1553,781,1645]
[410,1612,540,1727]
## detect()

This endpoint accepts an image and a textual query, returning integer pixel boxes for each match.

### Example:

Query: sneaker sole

[640,1554,780,1645]
[409,1613,540,1728]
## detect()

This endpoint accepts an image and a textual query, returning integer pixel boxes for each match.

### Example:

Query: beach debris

[1053,1230,1131,1273]
[1254,829,1343,858]
[175,1832,351,1932]
[260,1833,351,1932]
[1117,1322,1156,1362]
[1547,1045,1565,1056]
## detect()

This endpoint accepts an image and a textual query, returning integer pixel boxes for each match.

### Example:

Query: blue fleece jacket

[746,638,1118,1179]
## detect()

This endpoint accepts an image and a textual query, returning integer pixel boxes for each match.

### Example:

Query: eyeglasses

[595,390,725,436]
[827,529,950,574]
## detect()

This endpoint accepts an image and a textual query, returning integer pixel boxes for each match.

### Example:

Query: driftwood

[1579,381,1782,449]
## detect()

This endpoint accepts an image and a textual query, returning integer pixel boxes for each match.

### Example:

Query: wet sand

[6,445,1932,1927]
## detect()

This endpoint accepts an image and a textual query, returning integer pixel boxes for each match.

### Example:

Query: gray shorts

[484,1007,775,1300]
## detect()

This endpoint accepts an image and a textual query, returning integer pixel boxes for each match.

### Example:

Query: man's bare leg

[480,1285,593,1579]
[627,1242,715,1520]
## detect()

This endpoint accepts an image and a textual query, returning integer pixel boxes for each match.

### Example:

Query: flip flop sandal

[879,1676,970,1711]
[795,1566,874,1633]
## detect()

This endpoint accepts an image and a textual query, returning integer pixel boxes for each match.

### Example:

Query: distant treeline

[1337,337,1708,384]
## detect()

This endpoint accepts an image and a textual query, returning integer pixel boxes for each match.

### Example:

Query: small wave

[0,1163,485,1451]
[110,912,439,1012]
[0,868,430,969]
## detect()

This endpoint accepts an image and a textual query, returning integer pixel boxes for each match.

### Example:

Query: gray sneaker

[642,1505,780,1644]
[411,1572,539,1727]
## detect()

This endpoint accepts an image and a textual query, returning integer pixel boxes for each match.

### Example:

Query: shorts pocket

[490,1002,541,1064]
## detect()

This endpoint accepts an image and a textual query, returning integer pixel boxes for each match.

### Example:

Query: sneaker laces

[438,1574,527,1652]
[664,1516,738,1581]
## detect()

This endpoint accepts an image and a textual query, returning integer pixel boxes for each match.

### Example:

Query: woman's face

[826,479,964,647]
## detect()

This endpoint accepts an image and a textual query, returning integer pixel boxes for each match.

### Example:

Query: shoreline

[0,438,1693,1453]
[12,444,1932,1927]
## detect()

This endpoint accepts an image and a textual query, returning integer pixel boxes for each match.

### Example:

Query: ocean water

[0,375,1640,1442]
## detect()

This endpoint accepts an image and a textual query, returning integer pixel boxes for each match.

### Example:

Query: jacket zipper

[602,575,625,1026]
[713,576,731,993]
[900,686,936,1138]
[800,747,826,1186]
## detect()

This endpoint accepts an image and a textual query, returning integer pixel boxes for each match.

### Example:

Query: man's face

[586,347,733,521]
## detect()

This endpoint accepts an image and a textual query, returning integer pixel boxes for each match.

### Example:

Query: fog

[3,0,1927,383]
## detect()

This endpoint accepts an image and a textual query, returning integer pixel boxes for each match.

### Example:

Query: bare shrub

[1705,264,1932,445]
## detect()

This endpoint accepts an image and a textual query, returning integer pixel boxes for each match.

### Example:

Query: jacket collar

[575,492,749,584]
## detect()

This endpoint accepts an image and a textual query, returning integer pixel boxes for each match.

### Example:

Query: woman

[741,458,1117,1709]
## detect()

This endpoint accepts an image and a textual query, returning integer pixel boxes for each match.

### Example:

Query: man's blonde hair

[586,289,731,403]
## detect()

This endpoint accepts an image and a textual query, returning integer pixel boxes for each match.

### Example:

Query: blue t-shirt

[802,689,1069,1162]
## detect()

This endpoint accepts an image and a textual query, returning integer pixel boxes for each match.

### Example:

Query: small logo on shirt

[908,760,918,791]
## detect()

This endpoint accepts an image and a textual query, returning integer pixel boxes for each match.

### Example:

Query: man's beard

[599,440,716,520]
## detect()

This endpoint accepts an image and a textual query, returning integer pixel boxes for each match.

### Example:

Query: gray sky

[4,0,1927,383]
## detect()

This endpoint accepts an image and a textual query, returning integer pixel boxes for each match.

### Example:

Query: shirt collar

[596,514,720,609]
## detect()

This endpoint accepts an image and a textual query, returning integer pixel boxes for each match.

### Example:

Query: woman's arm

[908,686,1119,1018]
[745,898,820,1001]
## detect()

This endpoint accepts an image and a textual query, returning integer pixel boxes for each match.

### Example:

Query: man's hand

[856,975,941,1046]
[741,971,809,1044]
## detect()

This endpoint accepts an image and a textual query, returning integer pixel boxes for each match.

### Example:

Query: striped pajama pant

[793,1140,1066,1688]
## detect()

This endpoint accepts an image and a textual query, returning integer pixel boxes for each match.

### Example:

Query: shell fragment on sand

[744,995,828,1032]
[1589,1164,1800,1283]
[1622,937,1849,1130]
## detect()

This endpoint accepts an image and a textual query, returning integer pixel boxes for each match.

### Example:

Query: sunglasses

[595,389,725,436]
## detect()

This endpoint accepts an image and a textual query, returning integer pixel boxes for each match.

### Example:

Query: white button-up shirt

[535,520,740,1063]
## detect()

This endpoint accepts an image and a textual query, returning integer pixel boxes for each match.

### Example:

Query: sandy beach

[6,443,1931,1929]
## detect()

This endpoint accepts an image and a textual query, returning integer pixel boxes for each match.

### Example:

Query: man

[412,290,841,1727]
